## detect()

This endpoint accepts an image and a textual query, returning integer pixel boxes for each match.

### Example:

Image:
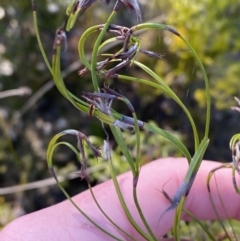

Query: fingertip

[183,160,240,221]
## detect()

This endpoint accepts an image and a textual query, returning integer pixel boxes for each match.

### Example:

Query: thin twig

[0,87,32,99]
[0,163,107,195]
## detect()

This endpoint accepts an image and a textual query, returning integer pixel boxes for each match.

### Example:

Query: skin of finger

[1,158,240,241]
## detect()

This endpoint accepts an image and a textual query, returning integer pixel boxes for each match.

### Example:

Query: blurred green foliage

[1,0,240,234]
[148,1,239,110]
[174,219,240,241]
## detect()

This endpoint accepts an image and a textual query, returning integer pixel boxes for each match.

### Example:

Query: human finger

[1,158,239,241]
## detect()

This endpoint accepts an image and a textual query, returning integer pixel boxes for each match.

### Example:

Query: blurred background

[1,0,240,229]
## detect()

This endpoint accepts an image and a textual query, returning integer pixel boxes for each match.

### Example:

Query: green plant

[206,97,240,241]
[32,0,240,240]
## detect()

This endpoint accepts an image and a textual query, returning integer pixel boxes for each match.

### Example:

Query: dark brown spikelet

[120,0,142,22]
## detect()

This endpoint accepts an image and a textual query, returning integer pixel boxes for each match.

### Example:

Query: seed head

[119,0,142,22]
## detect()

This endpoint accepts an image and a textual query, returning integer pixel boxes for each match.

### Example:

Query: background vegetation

[1,0,240,233]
